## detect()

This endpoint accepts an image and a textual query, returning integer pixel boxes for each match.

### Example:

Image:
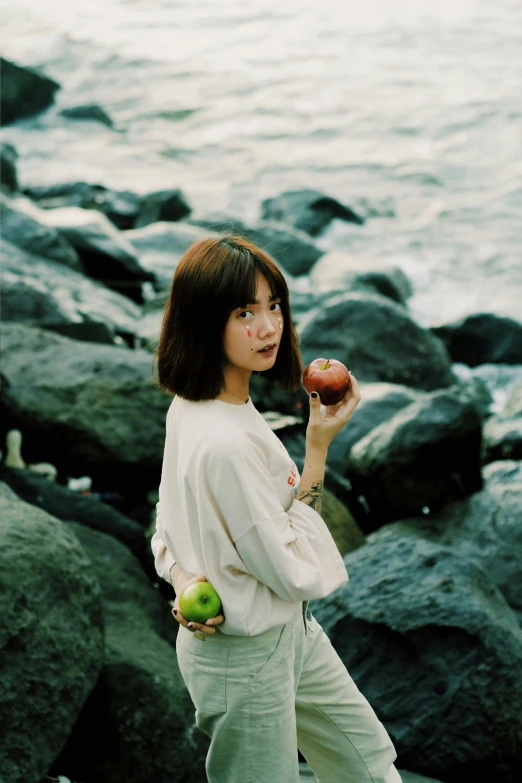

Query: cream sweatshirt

[151,394,349,636]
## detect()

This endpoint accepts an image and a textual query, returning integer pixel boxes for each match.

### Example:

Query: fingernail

[311,392,318,398]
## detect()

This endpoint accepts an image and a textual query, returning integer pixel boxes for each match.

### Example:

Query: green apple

[179,581,222,623]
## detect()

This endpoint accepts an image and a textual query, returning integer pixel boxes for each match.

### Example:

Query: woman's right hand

[305,371,361,452]
[172,575,225,636]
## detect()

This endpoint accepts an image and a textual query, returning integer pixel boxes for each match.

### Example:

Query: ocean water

[1,0,521,327]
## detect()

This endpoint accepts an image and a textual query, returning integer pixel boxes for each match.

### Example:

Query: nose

[259,312,277,337]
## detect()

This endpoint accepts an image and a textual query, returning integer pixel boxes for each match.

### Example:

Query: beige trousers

[176,600,402,783]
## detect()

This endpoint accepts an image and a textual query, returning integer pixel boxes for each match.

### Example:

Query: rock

[0,141,18,192]
[38,321,120,345]
[61,104,114,128]
[455,372,494,420]
[188,212,324,276]
[432,313,522,366]
[1,240,140,340]
[124,221,220,289]
[0,483,104,783]
[261,189,365,236]
[326,383,420,476]
[23,203,155,303]
[371,470,522,622]
[482,417,522,463]
[481,378,522,464]
[309,251,413,305]
[348,386,483,528]
[0,194,82,270]
[0,466,146,562]
[45,523,208,783]
[0,57,60,126]
[482,459,522,485]
[502,378,522,418]
[134,188,192,228]
[299,292,455,392]
[23,182,143,230]
[310,534,522,783]
[320,488,365,556]
[0,324,171,496]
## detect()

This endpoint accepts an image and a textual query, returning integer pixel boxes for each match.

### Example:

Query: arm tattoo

[296,480,324,514]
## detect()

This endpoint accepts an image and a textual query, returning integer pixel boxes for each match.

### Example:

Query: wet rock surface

[0,483,104,783]
[299,292,456,391]
[0,57,60,126]
[310,532,522,783]
[261,188,365,236]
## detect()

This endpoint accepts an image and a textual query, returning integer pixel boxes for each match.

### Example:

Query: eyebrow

[241,294,280,306]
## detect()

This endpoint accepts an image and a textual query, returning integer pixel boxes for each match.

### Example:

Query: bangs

[219,239,288,313]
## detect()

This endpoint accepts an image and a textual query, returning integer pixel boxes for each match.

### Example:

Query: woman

[151,236,401,783]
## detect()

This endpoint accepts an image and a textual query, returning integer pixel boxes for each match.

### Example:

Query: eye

[237,302,282,319]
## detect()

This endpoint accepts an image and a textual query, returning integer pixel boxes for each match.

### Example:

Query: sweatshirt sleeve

[200,436,348,603]
[150,501,176,584]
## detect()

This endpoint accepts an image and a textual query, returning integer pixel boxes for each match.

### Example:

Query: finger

[308,390,322,422]
[205,614,225,626]
[172,607,189,627]
[348,371,361,398]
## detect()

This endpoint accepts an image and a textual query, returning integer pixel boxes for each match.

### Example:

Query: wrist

[305,445,328,460]
[170,562,182,587]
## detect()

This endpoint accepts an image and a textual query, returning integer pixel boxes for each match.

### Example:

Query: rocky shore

[1,59,521,783]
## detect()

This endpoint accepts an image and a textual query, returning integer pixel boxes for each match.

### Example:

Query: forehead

[254,274,273,299]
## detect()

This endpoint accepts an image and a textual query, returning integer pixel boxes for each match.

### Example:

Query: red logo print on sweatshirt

[287,462,297,487]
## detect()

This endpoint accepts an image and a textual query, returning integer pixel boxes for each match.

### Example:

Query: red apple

[302,358,351,406]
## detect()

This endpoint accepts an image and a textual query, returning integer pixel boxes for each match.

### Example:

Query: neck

[216,388,249,404]
[217,366,251,404]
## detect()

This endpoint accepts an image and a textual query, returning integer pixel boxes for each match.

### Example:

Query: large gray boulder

[1,194,82,270]
[299,292,455,391]
[23,182,192,231]
[46,522,208,783]
[0,483,104,783]
[1,241,140,340]
[348,386,483,528]
[133,188,192,228]
[309,251,413,305]
[310,534,522,783]
[0,466,146,561]
[432,313,522,366]
[326,383,420,476]
[0,324,171,493]
[23,181,143,230]
[188,212,324,276]
[370,468,522,622]
[261,189,364,236]
[21,202,155,302]
[0,58,60,126]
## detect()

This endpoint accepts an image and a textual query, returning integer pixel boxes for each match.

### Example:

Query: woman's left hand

[172,574,225,636]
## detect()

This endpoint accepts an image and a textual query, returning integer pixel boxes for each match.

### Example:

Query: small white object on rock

[28,462,58,481]
[5,429,26,469]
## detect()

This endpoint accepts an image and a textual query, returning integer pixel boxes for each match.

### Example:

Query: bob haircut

[154,235,304,400]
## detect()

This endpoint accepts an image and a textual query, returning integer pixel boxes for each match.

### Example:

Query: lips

[258,343,276,353]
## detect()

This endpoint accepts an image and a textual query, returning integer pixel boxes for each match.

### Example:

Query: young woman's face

[222,274,284,373]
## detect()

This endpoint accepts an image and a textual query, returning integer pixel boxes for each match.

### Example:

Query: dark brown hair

[154,235,303,400]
